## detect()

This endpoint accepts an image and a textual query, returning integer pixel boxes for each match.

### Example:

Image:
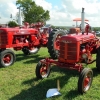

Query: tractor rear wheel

[96,47,100,71]
[35,59,51,79]
[22,47,39,55]
[78,68,93,94]
[47,30,66,59]
[0,49,16,67]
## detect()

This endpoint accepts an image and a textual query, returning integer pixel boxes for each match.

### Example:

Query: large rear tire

[96,47,100,71]
[47,30,66,59]
[0,49,16,67]
[78,68,93,94]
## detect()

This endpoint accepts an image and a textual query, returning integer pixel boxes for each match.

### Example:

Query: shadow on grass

[16,53,39,61]
[16,53,48,64]
[64,89,80,99]
[23,56,45,64]
[9,67,80,100]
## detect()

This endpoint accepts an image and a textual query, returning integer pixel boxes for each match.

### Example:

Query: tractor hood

[60,33,96,44]
[0,27,38,35]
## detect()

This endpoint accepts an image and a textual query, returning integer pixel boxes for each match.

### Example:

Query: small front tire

[78,68,93,94]
[35,60,51,79]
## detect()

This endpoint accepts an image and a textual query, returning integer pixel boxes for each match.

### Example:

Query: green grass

[0,47,100,100]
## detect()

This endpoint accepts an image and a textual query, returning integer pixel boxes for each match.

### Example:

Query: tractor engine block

[58,33,98,64]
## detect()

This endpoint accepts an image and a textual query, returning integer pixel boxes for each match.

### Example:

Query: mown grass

[0,47,100,100]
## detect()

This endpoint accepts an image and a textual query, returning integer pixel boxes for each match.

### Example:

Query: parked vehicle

[0,22,49,67]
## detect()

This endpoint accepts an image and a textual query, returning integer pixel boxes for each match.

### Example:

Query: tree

[8,21,18,27]
[93,27,100,32]
[16,0,50,24]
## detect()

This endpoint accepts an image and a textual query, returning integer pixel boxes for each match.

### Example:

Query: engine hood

[0,28,38,35]
[60,33,96,43]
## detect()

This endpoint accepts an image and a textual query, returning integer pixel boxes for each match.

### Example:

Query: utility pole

[17,6,22,26]
[10,14,13,21]
[10,14,12,18]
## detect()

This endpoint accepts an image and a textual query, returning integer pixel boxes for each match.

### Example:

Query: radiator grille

[59,42,77,60]
[59,42,65,58]
[0,31,8,45]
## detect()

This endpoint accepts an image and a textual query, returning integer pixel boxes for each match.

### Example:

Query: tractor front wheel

[0,49,16,67]
[78,68,93,94]
[35,59,51,79]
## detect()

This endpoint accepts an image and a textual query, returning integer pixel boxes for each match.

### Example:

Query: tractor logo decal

[62,40,72,43]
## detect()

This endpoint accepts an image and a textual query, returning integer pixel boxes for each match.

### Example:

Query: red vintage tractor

[47,17,89,59]
[0,22,54,67]
[35,8,100,94]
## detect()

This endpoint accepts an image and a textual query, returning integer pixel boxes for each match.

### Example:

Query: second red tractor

[0,22,55,67]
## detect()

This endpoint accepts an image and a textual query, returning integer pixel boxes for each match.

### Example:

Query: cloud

[34,0,52,11]
[0,0,100,27]
[35,0,98,27]
[0,0,18,24]
[65,0,100,26]
[35,0,73,26]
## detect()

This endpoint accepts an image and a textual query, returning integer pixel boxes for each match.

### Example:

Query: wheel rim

[83,72,92,91]
[2,53,13,66]
[40,64,50,78]
[29,47,39,54]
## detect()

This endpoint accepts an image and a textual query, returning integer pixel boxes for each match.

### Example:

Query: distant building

[0,24,8,28]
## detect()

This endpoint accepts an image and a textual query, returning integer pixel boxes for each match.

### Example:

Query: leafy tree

[93,27,100,31]
[8,21,18,27]
[16,0,50,24]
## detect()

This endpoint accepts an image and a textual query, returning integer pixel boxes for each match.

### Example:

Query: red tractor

[0,22,53,67]
[35,8,100,94]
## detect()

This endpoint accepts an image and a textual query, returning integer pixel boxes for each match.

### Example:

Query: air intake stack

[81,8,85,34]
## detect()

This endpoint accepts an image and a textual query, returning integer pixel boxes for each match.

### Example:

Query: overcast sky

[0,0,100,27]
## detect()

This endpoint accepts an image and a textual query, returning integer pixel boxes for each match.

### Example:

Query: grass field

[0,47,100,100]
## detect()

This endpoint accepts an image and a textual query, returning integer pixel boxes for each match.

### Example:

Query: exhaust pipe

[81,8,85,35]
